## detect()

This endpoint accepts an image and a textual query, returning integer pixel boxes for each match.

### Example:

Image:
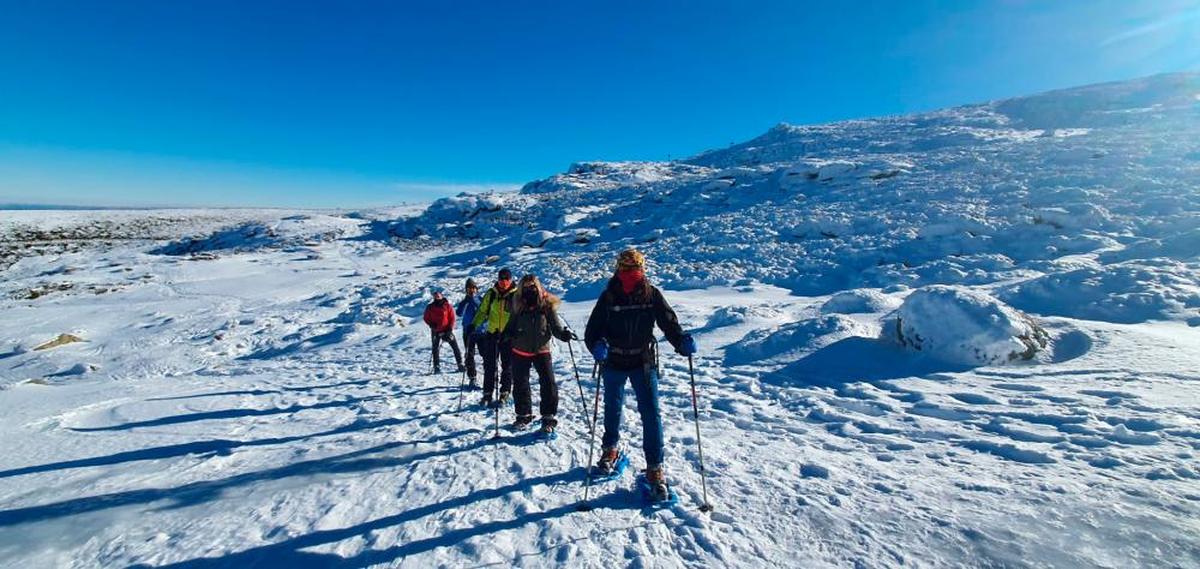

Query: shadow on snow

[68,396,382,433]
[141,473,642,568]
[765,336,972,387]
[146,379,374,402]
[0,429,489,528]
[0,411,453,479]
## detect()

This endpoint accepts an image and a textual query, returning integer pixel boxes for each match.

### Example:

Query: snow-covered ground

[1,74,1199,568]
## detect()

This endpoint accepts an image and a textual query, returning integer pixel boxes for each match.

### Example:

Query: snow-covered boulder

[1031,203,1114,231]
[725,314,870,365]
[703,305,784,330]
[820,289,901,314]
[893,285,1049,366]
[521,230,557,248]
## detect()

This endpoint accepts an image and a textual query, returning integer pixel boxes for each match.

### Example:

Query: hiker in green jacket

[472,267,517,407]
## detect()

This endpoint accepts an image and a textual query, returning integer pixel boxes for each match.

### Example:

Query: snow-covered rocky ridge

[0,74,1198,568]
[391,72,1200,323]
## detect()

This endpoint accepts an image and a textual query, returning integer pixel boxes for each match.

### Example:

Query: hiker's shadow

[0,411,455,479]
[147,379,373,402]
[0,428,488,527]
[69,396,381,432]
[143,468,644,568]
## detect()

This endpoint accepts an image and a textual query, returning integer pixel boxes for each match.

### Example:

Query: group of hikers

[421,248,697,503]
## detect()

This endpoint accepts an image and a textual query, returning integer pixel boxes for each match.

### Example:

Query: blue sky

[2,0,1198,208]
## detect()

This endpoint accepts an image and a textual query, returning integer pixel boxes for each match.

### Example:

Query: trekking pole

[456,366,467,413]
[565,339,593,432]
[577,362,603,512]
[561,318,593,431]
[492,343,501,440]
[687,355,714,512]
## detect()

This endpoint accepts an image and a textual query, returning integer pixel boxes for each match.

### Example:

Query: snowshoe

[638,468,678,509]
[533,422,557,441]
[589,448,629,482]
[511,415,534,430]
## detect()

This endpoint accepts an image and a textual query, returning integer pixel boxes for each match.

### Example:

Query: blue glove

[591,340,608,363]
[679,334,696,357]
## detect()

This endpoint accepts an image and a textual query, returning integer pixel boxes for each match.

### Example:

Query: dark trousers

[431,329,462,370]
[512,352,558,423]
[462,328,478,381]
[478,333,513,397]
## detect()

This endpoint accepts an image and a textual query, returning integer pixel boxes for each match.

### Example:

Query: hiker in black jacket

[584,248,695,501]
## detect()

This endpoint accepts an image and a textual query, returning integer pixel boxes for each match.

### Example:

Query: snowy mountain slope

[390,72,1200,316]
[0,73,1199,568]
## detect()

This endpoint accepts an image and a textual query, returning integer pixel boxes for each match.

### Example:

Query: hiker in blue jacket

[455,278,482,389]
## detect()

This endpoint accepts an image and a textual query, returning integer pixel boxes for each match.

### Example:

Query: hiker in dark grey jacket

[500,274,575,436]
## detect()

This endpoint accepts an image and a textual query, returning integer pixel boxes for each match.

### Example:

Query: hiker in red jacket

[423,290,464,374]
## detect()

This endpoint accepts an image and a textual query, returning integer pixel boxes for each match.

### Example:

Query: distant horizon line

[0,202,406,212]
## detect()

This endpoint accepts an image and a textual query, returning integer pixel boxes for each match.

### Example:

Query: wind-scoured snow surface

[2,75,1199,568]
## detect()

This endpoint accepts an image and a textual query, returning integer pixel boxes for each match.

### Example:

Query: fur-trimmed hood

[510,274,562,314]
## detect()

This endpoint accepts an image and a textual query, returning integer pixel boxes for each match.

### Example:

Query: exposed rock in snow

[152,215,356,256]
[894,285,1049,366]
[52,363,99,377]
[520,161,714,194]
[33,333,85,351]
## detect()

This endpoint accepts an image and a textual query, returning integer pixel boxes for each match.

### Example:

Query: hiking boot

[537,422,556,437]
[645,466,669,502]
[595,447,621,475]
[468,378,480,390]
[456,363,465,373]
[480,395,493,408]
[512,415,534,429]
[497,391,511,405]
[433,366,442,374]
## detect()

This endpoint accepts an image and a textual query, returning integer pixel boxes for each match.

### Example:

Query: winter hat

[465,278,478,290]
[616,249,645,270]
[498,268,513,280]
